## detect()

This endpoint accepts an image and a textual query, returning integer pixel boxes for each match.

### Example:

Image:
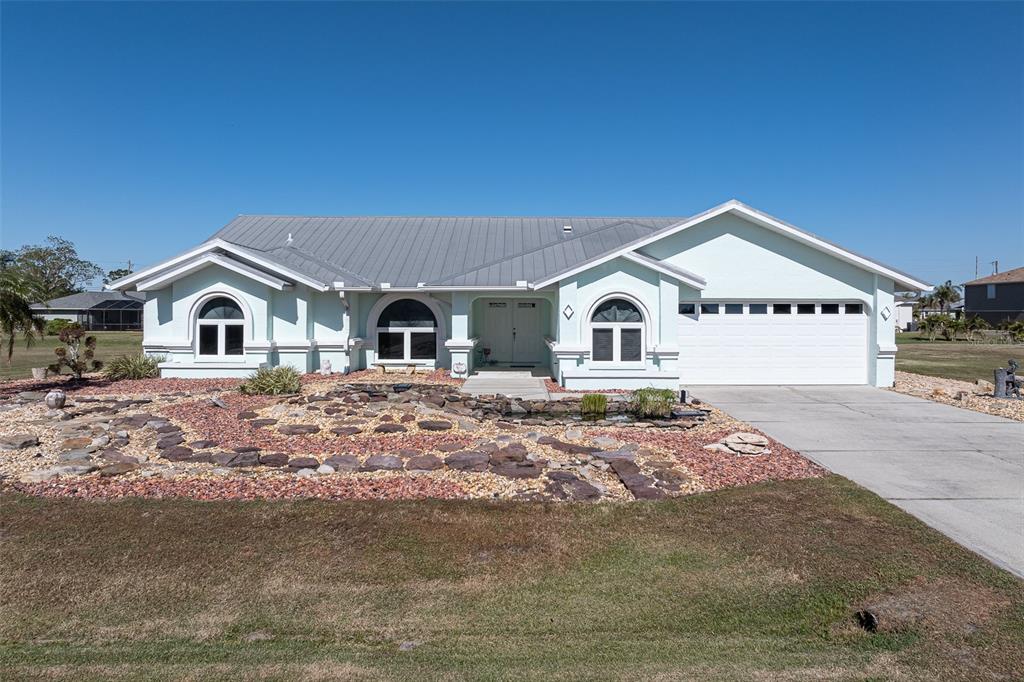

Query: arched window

[376,299,437,361]
[197,296,244,357]
[591,298,643,364]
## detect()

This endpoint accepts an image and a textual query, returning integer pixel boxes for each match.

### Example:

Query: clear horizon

[2,1,1022,287]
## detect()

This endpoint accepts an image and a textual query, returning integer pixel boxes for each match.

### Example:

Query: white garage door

[678,302,868,384]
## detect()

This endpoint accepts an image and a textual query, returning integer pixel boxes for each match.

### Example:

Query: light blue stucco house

[108,200,930,388]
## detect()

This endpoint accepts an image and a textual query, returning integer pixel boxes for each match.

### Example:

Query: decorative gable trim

[134,253,292,292]
[107,238,329,292]
[531,200,931,291]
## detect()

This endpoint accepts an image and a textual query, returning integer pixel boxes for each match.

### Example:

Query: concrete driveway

[688,385,1024,578]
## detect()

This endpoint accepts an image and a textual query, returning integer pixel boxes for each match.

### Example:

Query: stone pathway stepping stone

[536,436,600,455]
[609,459,666,500]
[405,454,443,471]
[259,453,289,467]
[250,419,278,427]
[324,454,360,472]
[279,424,320,435]
[99,449,138,464]
[444,451,488,472]
[156,434,184,449]
[99,463,138,477]
[57,450,93,462]
[0,435,39,450]
[162,446,194,462]
[190,440,218,449]
[374,423,407,433]
[330,426,362,436]
[490,462,544,478]
[362,454,403,471]
[287,456,319,470]
[226,452,260,467]
[417,420,453,431]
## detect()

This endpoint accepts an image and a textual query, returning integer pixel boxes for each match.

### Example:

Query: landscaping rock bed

[890,371,1024,422]
[0,374,825,502]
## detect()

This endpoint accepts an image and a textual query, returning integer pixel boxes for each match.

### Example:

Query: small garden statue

[993,358,1022,399]
[45,389,66,410]
[319,359,333,375]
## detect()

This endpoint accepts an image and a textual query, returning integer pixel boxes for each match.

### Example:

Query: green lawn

[896,332,1024,383]
[0,331,142,381]
[1,476,1021,680]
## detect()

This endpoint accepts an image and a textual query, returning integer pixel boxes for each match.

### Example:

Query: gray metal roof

[210,216,686,288]
[187,200,928,291]
[31,291,144,311]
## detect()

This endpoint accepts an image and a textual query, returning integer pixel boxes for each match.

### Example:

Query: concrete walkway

[688,385,1024,578]
[462,371,550,400]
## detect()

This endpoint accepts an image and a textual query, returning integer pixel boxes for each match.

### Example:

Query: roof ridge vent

[562,224,573,234]
[286,232,293,246]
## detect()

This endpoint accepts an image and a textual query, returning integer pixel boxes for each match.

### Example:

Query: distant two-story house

[964,267,1024,325]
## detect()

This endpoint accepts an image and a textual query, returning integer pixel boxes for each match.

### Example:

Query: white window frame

[375,326,438,363]
[589,296,646,368]
[195,297,246,362]
[591,322,645,366]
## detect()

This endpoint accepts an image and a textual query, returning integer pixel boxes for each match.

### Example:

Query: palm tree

[932,280,963,313]
[0,268,44,365]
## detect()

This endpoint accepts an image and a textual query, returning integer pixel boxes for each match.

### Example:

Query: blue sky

[2,1,1021,286]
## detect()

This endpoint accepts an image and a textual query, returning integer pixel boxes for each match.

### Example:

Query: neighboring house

[918,300,964,321]
[964,267,1024,325]
[894,299,916,332]
[30,291,144,331]
[108,200,930,387]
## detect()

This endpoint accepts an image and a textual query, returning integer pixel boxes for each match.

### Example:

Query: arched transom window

[376,299,437,361]
[197,296,244,357]
[591,298,643,364]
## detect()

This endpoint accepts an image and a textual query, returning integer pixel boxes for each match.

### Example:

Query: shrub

[628,387,677,418]
[44,318,75,336]
[581,393,607,419]
[47,324,102,380]
[103,353,164,380]
[240,366,302,395]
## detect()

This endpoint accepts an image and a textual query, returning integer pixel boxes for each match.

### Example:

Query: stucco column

[873,275,897,387]
[445,292,475,378]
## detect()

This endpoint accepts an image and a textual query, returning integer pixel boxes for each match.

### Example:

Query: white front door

[511,301,543,364]
[480,299,544,365]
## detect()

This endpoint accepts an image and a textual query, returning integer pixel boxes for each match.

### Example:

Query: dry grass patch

[1,476,1022,680]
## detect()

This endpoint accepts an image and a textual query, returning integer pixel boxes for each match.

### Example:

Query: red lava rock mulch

[344,368,464,386]
[603,428,826,491]
[0,374,242,398]
[543,378,629,395]
[10,475,468,501]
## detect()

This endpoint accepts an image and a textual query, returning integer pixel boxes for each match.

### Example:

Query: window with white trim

[591,298,643,363]
[197,297,244,357]
[376,299,437,361]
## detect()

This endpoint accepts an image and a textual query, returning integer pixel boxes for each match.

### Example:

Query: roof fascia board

[108,239,329,292]
[135,254,292,292]
[620,252,706,290]
[531,201,930,291]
